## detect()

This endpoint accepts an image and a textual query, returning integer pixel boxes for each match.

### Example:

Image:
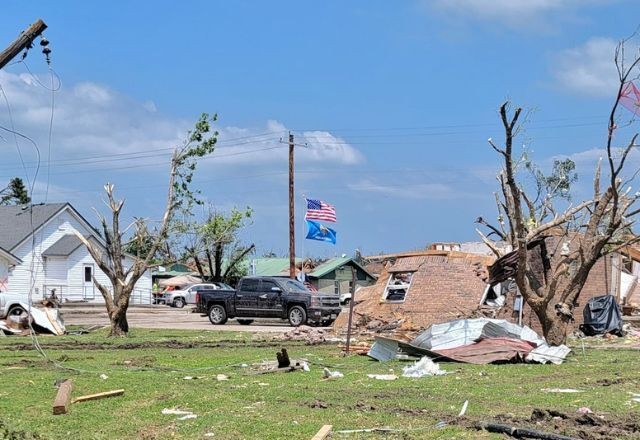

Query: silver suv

[162,283,224,308]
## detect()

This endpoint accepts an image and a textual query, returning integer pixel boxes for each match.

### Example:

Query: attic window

[383,271,413,303]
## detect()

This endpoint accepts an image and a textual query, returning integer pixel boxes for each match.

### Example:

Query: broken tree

[479,36,640,345]
[76,114,218,336]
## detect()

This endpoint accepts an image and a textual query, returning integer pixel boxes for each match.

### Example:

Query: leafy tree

[177,206,254,284]
[0,177,30,205]
[76,113,218,336]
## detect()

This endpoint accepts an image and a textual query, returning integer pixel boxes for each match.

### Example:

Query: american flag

[305,198,337,223]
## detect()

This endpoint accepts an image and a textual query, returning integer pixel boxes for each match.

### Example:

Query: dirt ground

[60,305,292,333]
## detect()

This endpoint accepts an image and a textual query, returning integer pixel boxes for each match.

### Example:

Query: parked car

[160,283,225,308]
[195,276,341,327]
[0,292,29,319]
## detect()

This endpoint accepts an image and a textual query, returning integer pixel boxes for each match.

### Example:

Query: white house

[0,203,152,304]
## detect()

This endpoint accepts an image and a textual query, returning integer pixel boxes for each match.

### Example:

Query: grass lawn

[0,329,638,439]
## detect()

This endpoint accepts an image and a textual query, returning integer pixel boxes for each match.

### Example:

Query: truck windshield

[283,280,309,292]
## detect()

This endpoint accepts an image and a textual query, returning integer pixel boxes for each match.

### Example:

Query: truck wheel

[342,298,350,306]
[321,320,334,327]
[208,304,227,325]
[288,306,307,327]
[237,319,254,325]
[7,305,26,317]
[173,297,185,308]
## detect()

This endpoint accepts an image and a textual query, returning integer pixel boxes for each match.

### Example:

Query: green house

[307,257,376,295]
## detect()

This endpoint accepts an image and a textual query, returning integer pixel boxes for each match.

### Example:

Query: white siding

[0,256,9,292]
[7,206,153,304]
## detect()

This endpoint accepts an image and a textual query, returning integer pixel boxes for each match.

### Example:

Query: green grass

[0,329,638,439]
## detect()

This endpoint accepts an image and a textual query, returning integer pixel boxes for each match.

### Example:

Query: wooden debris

[311,424,332,440]
[249,365,304,375]
[53,379,73,415]
[72,389,124,404]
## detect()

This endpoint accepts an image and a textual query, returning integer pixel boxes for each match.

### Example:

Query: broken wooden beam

[311,425,332,440]
[52,379,73,415]
[72,389,124,404]
[249,365,304,375]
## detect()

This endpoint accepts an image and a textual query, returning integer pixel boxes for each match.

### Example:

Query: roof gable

[0,203,68,250]
[309,257,375,279]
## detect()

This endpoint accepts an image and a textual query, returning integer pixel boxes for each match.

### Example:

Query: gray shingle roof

[42,234,84,257]
[0,203,68,250]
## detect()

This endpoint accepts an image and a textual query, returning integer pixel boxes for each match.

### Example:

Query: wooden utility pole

[0,19,48,70]
[345,265,357,354]
[288,132,296,279]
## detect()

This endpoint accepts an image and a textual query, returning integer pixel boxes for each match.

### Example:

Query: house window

[84,266,92,282]
[622,255,633,274]
[383,271,414,302]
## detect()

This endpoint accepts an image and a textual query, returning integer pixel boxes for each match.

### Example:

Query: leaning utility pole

[0,19,48,70]
[288,132,296,279]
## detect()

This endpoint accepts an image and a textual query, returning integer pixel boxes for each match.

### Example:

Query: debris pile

[0,302,65,336]
[367,318,571,365]
[281,325,326,345]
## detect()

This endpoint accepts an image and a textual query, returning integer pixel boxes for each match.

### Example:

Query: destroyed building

[334,249,494,332]
[336,239,640,336]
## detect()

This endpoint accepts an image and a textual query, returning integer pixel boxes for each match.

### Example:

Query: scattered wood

[475,421,579,440]
[72,389,124,404]
[249,365,304,375]
[311,424,332,440]
[52,379,73,415]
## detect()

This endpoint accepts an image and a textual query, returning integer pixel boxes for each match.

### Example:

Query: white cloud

[551,37,620,97]
[0,71,362,178]
[348,178,464,199]
[428,0,610,31]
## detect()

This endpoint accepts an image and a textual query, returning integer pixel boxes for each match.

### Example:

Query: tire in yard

[208,304,228,325]
[288,306,307,327]
[237,319,254,325]
[173,297,185,308]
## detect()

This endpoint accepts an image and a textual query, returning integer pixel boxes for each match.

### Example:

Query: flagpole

[301,194,307,283]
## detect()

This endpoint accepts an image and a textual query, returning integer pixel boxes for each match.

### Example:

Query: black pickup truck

[195,276,341,327]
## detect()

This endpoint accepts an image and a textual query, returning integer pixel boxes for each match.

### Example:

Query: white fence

[43,284,153,305]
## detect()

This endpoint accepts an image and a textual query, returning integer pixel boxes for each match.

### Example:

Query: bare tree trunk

[108,306,129,337]
[538,307,572,346]
[213,243,223,282]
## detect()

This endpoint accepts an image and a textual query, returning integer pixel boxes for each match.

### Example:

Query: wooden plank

[52,380,73,415]
[311,425,332,440]
[72,389,124,404]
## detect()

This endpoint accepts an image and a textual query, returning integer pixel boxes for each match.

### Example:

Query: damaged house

[334,248,494,331]
[336,238,640,335]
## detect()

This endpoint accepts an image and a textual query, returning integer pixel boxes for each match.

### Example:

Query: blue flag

[305,220,337,245]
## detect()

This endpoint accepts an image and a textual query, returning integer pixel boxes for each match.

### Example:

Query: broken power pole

[0,19,48,70]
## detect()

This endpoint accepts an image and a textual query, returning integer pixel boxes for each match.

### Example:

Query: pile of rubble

[281,325,326,345]
[0,303,65,336]
[367,318,571,365]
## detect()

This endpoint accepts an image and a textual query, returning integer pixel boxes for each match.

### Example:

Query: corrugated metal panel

[368,337,400,361]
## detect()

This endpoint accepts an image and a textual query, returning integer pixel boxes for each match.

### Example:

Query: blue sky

[0,1,639,257]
